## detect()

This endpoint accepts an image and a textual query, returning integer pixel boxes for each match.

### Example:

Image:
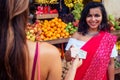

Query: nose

[91,16,96,21]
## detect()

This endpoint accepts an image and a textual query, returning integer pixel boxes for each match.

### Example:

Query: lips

[89,22,98,27]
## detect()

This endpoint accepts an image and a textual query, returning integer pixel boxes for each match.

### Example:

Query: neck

[87,31,99,36]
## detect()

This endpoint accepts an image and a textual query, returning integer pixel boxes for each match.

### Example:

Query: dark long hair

[78,1,110,35]
[0,0,29,80]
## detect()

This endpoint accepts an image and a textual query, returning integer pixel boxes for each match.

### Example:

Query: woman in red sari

[65,2,118,80]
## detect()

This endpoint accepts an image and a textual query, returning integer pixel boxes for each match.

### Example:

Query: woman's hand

[72,55,83,69]
[65,50,72,61]
[65,45,74,61]
[64,55,82,80]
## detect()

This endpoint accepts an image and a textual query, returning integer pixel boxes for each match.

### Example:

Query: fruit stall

[28,0,120,79]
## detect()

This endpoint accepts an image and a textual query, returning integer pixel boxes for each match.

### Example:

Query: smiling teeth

[91,23,96,25]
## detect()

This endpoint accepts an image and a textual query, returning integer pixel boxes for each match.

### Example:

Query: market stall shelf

[35,13,58,19]
[111,30,120,37]
[45,38,69,44]
[115,68,120,74]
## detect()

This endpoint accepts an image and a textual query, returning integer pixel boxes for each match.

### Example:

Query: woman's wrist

[70,64,78,71]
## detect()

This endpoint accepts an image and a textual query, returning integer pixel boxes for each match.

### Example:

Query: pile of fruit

[115,53,120,68]
[65,22,78,34]
[64,0,84,20]
[26,22,42,41]
[115,40,120,68]
[64,0,83,9]
[35,0,58,4]
[26,18,77,41]
[116,41,120,50]
[92,0,101,2]
[71,2,83,20]
[108,14,120,30]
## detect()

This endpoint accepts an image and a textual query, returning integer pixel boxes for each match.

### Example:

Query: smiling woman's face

[86,7,102,31]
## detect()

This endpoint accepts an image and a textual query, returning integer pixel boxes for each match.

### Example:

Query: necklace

[86,31,99,36]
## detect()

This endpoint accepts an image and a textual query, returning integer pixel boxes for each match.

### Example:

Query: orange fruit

[58,18,62,22]
[60,33,65,37]
[51,23,55,27]
[56,34,60,38]
[65,32,70,36]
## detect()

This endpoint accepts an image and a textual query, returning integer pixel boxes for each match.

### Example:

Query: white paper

[70,47,87,59]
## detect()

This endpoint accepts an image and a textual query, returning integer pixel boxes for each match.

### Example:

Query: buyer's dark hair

[78,1,110,35]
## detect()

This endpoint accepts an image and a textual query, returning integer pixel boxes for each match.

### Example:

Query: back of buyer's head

[0,0,29,80]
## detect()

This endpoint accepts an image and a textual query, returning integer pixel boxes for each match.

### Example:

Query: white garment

[65,38,118,58]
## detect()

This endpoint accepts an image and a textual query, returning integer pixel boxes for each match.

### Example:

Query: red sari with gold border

[74,31,117,80]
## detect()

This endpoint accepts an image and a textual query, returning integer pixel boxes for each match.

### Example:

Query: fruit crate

[111,30,120,37]
[45,38,69,44]
[35,13,58,19]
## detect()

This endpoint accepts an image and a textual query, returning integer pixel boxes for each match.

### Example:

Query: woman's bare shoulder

[27,40,60,58]
[39,42,62,80]
[39,42,60,58]
[71,32,82,39]
[39,42,61,70]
